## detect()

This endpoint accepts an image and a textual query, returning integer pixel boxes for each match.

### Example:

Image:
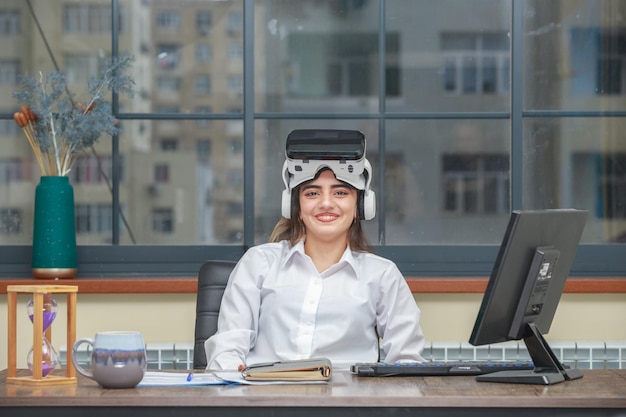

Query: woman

[204,163,425,370]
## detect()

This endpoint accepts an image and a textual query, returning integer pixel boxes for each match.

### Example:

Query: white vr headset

[281,129,376,220]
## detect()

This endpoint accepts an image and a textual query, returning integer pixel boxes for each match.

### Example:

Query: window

[0,208,21,235]
[574,153,626,220]
[0,159,23,184]
[442,33,510,95]
[156,44,181,69]
[152,208,174,233]
[227,11,242,36]
[227,43,243,61]
[227,75,242,96]
[156,75,181,91]
[0,60,19,84]
[65,54,104,84]
[160,139,178,151]
[154,164,169,183]
[0,10,20,35]
[196,43,212,63]
[76,204,113,234]
[197,139,211,160]
[63,4,111,34]
[571,28,626,96]
[442,154,509,215]
[195,75,211,95]
[70,155,116,185]
[196,11,212,35]
[287,33,399,98]
[156,11,180,30]
[0,117,19,135]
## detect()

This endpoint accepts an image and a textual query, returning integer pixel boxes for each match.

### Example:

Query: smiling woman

[202,131,426,371]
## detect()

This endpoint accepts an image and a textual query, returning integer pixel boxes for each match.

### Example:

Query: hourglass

[26,293,59,377]
[6,284,77,385]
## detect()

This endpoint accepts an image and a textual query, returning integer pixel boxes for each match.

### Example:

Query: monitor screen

[469,209,588,385]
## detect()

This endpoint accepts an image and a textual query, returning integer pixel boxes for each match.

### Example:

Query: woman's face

[298,169,358,243]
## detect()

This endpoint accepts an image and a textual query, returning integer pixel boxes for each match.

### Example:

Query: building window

[227,11,242,36]
[156,75,181,91]
[65,54,104,84]
[70,155,116,185]
[156,11,180,30]
[156,44,181,69]
[76,204,112,234]
[571,28,626,95]
[196,43,212,63]
[63,4,112,34]
[152,208,174,234]
[442,154,509,214]
[227,75,243,96]
[195,74,211,95]
[154,163,169,183]
[0,208,22,235]
[0,10,20,35]
[197,139,211,160]
[227,43,243,61]
[0,60,19,85]
[160,139,178,151]
[196,11,212,35]
[442,33,510,95]
[0,159,23,184]
[287,32,399,98]
[0,117,19,135]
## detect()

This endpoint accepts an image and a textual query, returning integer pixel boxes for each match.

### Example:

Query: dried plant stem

[21,124,48,176]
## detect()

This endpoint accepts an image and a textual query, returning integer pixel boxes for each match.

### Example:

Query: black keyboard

[350,360,535,376]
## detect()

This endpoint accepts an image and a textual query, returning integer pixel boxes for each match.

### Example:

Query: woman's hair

[269,168,372,252]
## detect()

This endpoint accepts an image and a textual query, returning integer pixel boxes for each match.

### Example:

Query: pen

[186,372,193,382]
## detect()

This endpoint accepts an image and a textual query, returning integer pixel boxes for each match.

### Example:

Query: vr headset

[281,129,376,220]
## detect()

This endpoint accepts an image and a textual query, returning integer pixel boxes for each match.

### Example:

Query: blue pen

[186,372,193,382]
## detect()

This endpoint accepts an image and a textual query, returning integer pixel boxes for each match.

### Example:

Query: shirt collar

[283,239,360,278]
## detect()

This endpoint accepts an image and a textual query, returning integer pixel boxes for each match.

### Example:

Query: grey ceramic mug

[72,331,146,388]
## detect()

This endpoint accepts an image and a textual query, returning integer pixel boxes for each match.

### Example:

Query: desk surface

[2,369,626,417]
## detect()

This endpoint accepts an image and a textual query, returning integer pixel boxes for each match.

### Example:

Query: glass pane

[256,0,380,113]
[253,119,379,245]
[523,117,626,244]
[387,0,511,112]
[385,119,510,244]
[524,0,626,111]
[119,120,243,245]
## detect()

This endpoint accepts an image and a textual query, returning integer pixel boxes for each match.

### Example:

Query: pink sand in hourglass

[28,362,56,377]
[28,311,57,331]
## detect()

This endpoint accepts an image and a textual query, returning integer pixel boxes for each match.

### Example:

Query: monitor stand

[476,323,583,385]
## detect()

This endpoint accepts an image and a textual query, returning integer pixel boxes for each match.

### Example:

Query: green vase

[32,176,77,279]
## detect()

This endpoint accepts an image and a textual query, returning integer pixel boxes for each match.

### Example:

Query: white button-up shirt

[204,240,425,370]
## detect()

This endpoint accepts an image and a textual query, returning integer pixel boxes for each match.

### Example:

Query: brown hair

[269,168,372,252]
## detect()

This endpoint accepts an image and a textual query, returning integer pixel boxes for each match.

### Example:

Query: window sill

[1,277,625,294]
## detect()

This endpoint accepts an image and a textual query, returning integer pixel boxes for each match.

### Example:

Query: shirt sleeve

[375,262,426,363]
[204,247,269,370]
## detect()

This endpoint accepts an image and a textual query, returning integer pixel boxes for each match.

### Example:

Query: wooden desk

[1,369,625,416]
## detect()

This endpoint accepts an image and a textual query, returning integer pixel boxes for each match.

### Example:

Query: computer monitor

[469,209,588,385]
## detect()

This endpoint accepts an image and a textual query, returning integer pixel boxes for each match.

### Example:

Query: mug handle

[71,338,95,380]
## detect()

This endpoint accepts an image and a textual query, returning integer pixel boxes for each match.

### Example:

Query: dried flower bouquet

[13,54,135,176]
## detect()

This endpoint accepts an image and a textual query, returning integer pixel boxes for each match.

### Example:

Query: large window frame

[0,0,624,279]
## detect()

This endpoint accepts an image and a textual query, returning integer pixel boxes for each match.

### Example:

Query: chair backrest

[193,260,237,369]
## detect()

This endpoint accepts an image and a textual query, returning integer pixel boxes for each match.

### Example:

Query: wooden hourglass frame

[6,284,78,385]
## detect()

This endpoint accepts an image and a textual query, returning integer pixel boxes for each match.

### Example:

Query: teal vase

[32,176,77,279]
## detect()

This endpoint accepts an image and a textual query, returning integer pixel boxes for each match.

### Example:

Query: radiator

[59,340,626,371]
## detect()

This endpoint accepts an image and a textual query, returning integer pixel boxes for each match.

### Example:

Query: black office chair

[193,260,237,369]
